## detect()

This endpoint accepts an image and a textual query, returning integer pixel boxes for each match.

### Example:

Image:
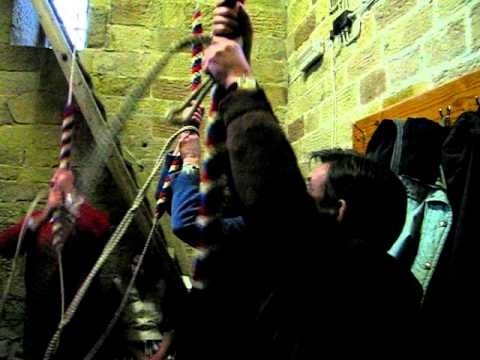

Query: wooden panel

[353,70,480,153]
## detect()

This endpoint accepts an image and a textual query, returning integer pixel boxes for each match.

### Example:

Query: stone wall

[286,0,480,174]
[0,0,68,356]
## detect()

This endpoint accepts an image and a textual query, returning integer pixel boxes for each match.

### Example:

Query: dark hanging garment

[367,118,448,185]
[422,110,480,349]
[366,118,450,295]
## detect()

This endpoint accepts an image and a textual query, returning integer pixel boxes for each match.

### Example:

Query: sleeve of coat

[219,89,322,253]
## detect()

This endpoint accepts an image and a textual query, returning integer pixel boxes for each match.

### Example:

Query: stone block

[387,46,422,85]
[425,17,467,67]
[151,119,181,139]
[0,124,59,155]
[16,166,54,184]
[7,91,64,125]
[264,85,288,109]
[111,0,154,26]
[252,35,287,62]
[301,83,329,116]
[0,71,40,95]
[0,181,44,203]
[335,64,350,92]
[288,76,307,100]
[348,41,382,80]
[118,115,154,148]
[337,83,360,119]
[250,8,286,39]
[93,75,140,96]
[356,13,377,48]
[432,56,480,86]
[356,98,382,120]
[0,110,13,125]
[288,117,304,142]
[286,33,296,58]
[275,105,288,124]
[252,59,287,85]
[438,0,471,19]
[151,0,197,32]
[0,204,25,232]
[107,25,152,51]
[472,2,480,52]
[304,97,334,135]
[302,128,333,157]
[151,78,190,100]
[91,51,148,77]
[360,69,386,104]
[288,0,311,35]
[136,98,182,116]
[99,95,124,117]
[0,44,45,72]
[78,49,97,74]
[383,80,431,108]
[0,0,12,44]
[384,3,433,58]
[335,118,356,148]
[90,0,111,6]
[149,52,192,79]
[294,13,316,51]
[0,141,24,167]
[151,28,191,53]
[38,52,68,95]
[88,6,109,48]
[0,95,13,125]
[374,0,416,29]
[287,96,308,124]
[314,0,330,25]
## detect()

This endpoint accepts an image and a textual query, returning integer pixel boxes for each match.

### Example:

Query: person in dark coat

[172,2,422,359]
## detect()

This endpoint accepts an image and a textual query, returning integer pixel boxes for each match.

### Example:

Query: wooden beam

[353,70,480,153]
[31,0,184,283]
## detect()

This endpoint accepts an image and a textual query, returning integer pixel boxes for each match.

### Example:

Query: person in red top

[0,169,120,360]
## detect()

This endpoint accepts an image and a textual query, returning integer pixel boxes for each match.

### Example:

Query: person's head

[47,169,75,209]
[308,149,406,251]
[49,169,75,192]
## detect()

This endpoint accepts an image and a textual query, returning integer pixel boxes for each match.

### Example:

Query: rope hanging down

[193,0,245,289]
[0,190,47,318]
[52,47,78,321]
[156,4,206,218]
[83,213,160,360]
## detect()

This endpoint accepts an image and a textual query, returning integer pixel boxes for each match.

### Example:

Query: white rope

[83,216,159,360]
[0,190,47,317]
[67,48,76,106]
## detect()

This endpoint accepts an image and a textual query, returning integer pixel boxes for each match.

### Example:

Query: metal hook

[439,106,452,127]
[354,123,367,145]
[446,105,452,127]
